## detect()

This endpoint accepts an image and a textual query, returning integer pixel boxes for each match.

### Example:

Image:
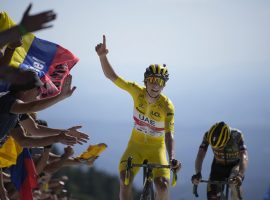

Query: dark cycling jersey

[200,128,247,164]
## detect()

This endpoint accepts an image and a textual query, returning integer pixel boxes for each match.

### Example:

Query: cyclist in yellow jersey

[95,35,181,200]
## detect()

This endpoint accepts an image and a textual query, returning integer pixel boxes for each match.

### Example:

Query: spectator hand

[61,146,74,159]
[76,156,98,167]
[95,35,109,57]
[58,131,77,146]
[20,3,56,34]
[191,172,202,185]
[67,126,89,145]
[59,75,76,99]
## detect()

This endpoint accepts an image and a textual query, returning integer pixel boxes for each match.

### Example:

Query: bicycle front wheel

[140,181,154,200]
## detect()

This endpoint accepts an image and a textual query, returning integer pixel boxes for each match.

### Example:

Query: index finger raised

[103,35,106,47]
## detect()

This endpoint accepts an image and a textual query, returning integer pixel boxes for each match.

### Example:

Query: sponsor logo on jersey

[138,114,155,126]
[151,111,160,118]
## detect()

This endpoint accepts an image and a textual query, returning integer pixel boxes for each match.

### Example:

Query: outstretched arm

[20,117,89,145]
[10,75,76,114]
[0,4,56,48]
[10,126,77,147]
[95,35,118,82]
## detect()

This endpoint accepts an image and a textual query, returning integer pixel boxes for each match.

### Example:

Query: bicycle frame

[123,156,177,200]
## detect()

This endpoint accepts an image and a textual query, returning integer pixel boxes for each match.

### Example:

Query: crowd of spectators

[0,4,93,200]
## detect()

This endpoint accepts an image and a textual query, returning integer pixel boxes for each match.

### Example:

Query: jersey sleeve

[199,132,209,151]
[113,76,141,97]
[164,98,175,134]
[237,132,247,152]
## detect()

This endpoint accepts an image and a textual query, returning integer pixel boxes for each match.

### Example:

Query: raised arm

[95,35,118,82]
[0,4,56,48]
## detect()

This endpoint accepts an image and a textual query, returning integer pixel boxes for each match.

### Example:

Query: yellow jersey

[114,76,175,145]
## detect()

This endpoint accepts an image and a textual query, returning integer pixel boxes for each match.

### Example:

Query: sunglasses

[146,77,165,86]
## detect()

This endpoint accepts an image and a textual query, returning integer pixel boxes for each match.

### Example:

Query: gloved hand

[191,172,202,185]
[170,159,181,173]
[230,174,243,186]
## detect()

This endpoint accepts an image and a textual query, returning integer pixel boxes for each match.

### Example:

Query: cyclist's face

[145,77,165,97]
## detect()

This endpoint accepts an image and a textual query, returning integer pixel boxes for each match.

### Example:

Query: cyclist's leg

[154,176,169,200]
[151,145,170,200]
[207,159,231,200]
[118,141,143,200]
[119,170,135,200]
[229,165,243,200]
[207,182,218,200]
[207,159,220,200]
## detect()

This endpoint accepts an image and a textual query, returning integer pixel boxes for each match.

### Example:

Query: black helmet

[206,122,231,148]
[144,64,169,82]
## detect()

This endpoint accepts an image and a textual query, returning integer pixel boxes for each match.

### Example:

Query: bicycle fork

[140,160,155,200]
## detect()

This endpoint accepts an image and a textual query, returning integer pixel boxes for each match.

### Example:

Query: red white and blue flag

[0,12,79,97]
[9,148,37,200]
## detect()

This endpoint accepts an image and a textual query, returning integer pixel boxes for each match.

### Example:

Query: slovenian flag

[9,148,37,200]
[0,12,79,98]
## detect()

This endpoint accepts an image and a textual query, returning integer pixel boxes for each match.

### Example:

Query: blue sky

[1,0,270,198]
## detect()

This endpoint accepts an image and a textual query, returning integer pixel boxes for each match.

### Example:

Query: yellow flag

[0,137,23,168]
[76,143,107,161]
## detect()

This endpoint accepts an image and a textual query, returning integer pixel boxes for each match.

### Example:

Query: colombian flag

[9,148,37,200]
[0,12,79,97]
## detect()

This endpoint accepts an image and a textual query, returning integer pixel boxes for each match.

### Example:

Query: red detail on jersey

[133,116,164,132]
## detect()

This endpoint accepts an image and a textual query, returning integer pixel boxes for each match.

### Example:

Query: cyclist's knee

[154,177,169,192]
[207,191,218,200]
[230,184,243,200]
[119,170,133,189]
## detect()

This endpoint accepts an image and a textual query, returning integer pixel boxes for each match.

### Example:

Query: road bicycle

[123,156,178,200]
[193,179,242,200]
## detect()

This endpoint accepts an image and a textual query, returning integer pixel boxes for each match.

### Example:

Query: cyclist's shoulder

[229,128,246,146]
[115,76,144,90]
[159,94,174,108]
[230,128,244,138]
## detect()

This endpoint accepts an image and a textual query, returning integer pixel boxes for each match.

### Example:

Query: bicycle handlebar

[123,156,178,187]
[193,179,243,199]
[193,179,230,198]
